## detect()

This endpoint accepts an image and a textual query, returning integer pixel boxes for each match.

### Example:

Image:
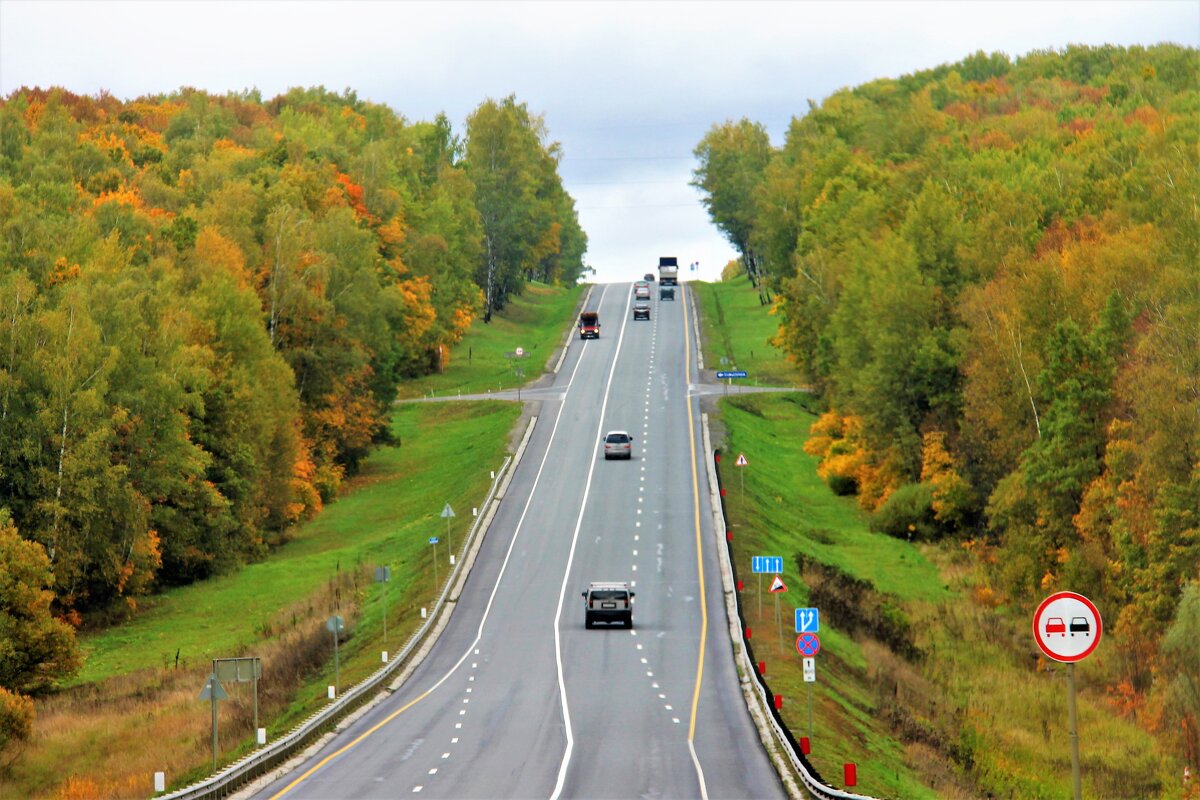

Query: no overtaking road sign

[1033,591,1103,663]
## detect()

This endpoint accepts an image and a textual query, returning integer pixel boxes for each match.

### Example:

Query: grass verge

[395,281,585,399]
[4,400,518,799]
[694,275,1172,798]
[2,277,592,798]
[692,273,798,387]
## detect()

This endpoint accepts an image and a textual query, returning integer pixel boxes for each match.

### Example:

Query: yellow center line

[683,284,709,743]
[270,686,436,799]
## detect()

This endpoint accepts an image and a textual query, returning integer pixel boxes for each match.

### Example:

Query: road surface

[250,283,785,800]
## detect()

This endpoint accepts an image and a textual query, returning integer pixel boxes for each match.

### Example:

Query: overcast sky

[2,1,1196,284]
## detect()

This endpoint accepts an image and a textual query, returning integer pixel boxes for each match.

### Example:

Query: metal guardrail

[158,453,517,800]
[703,423,880,800]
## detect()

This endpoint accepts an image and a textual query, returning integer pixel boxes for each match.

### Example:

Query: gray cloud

[2,0,1194,284]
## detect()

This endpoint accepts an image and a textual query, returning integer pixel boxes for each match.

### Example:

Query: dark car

[582,582,635,628]
[643,273,655,282]
[633,302,650,320]
[659,286,675,301]
[1069,617,1091,636]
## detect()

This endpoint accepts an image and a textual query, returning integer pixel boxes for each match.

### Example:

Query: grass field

[395,281,585,399]
[4,281,586,800]
[693,273,800,387]
[690,276,1174,799]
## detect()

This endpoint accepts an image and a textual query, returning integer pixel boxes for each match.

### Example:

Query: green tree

[464,95,580,319]
[0,510,81,694]
[692,119,773,289]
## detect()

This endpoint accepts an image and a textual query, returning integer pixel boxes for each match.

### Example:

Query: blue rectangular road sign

[752,555,784,574]
[717,370,748,379]
[795,607,820,633]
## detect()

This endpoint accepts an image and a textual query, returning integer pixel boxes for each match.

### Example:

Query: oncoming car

[633,302,650,320]
[603,430,633,460]
[582,581,635,628]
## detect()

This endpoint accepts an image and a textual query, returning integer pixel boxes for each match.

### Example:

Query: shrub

[0,686,34,757]
[871,482,939,541]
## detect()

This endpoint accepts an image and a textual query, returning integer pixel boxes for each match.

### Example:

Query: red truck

[578,311,601,339]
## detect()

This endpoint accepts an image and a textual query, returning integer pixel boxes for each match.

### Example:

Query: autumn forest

[0,40,1198,792]
[0,87,584,726]
[693,44,1199,769]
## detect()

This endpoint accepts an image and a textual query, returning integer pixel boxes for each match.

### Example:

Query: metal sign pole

[775,593,783,653]
[210,680,219,771]
[433,541,439,593]
[333,625,339,692]
[758,573,763,620]
[808,680,813,738]
[740,467,744,502]
[252,670,258,735]
[1068,663,1081,800]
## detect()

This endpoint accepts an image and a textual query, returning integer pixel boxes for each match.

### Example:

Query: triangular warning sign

[735,453,748,467]
[768,575,787,593]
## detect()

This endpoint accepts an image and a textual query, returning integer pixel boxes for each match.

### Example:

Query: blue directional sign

[717,370,748,379]
[795,607,820,633]
[428,537,440,545]
[752,555,784,574]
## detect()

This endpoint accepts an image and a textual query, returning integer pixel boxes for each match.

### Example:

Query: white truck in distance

[658,256,678,285]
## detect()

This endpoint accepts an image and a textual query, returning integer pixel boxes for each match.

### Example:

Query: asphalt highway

[249,283,786,800]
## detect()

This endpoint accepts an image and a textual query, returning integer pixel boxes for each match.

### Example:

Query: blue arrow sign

[717,370,748,379]
[795,607,820,633]
[752,555,784,574]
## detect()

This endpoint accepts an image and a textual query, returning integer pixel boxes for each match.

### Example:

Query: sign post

[429,536,440,593]
[734,452,748,501]
[1033,591,1103,800]
[803,657,816,735]
[716,370,748,396]
[751,556,782,621]
[796,633,821,740]
[213,657,261,740]
[197,673,228,771]
[326,616,344,694]
[768,575,787,652]
[375,566,391,648]
[440,503,456,558]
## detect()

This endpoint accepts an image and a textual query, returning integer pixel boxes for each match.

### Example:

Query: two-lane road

[250,283,784,799]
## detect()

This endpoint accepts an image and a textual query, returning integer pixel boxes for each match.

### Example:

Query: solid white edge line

[549,284,636,800]
[286,285,610,795]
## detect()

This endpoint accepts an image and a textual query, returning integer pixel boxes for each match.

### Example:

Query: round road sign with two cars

[1032,590,1103,663]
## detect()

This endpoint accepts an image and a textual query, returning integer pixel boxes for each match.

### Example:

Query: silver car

[603,430,633,460]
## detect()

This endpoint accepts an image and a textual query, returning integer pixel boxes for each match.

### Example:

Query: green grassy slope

[691,277,1172,799]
